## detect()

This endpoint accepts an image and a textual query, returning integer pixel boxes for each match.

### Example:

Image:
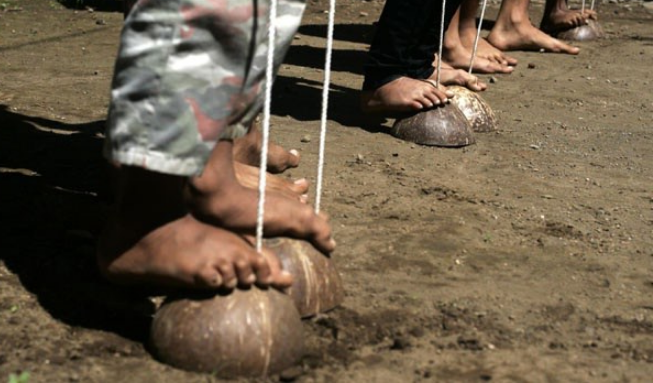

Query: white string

[435,0,447,87]
[590,0,596,11]
[581,0,586,14]
[315,0,336,213]
[468,0,488,74]
[256,0,278,253]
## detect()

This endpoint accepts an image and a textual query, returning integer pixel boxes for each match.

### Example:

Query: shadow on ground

[297,18,495,45]
[0,105,153,342]
[272,75,390,135]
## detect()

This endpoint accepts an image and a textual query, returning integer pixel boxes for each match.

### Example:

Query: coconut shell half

[149,287,304,377]
[448,86,498,133]
[265,238,344,318]
[556,19,604,42]
[391,104,475,147]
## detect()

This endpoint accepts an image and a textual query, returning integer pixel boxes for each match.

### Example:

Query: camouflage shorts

[104,0,306,176]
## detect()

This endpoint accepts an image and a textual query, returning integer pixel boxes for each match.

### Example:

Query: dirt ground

[1,0,652,382]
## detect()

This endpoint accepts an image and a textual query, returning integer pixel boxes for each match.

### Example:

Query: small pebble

[300,135,311,143]
[489,76,498,83]
[390,337,411,350]
[527,63,536,69]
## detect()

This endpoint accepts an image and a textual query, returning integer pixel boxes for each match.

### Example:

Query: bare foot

[443,24,514,74]
[233,121,300,174]
[541,8,597,34]
[487,18,580,54]
[360,77,454,114]
[431,61,489,92]
[186,140,336,255]
[443,42,514,74]
[97,167,293,290]
[98,215,292,290]
[458,34,519,67]
[234,161,309,203]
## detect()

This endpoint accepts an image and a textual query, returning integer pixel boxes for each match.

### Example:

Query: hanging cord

[590,0,596,10]
[315,0,336,213]
[435,0,447,87]
[256,0,279,253]
[581,0,586,15]
[468,0,489,74]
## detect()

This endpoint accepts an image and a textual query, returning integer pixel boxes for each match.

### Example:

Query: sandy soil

[1,0,652,382]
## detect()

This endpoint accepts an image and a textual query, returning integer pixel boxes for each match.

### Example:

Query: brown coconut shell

[556,19,604,42]
[265,238,344,318]
[448,86,498,133]
[391,103,475,147]
[149,287,304,377]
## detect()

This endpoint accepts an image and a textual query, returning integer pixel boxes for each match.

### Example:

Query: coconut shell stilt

[149,287,304,377]
[556,19,604,41]
[391,104,475,147]
[265,238,344,318]
[447,86,498,133]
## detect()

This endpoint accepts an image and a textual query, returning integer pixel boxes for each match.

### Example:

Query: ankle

[443,34,462,51]
[113,166,186,227]
[497,10,531,29]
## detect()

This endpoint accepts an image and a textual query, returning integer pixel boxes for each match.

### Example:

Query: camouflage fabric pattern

[105,0,306,176]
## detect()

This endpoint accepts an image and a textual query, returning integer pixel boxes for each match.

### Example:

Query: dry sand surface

[1,0,652,382]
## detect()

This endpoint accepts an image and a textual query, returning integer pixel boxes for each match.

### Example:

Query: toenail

[245,274,256,284]
[294,178,306,185]
[289,149,299,157]
[214,274,223,287]
[225,278,237,289]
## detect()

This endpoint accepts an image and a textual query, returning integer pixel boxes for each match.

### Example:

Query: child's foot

[429,61,489,92]
[360,77,454,114]
[233,122,301,174]
[443,27,514,74]
[98,215,292,290]
[97,166,292,290]
[234,161,309,203]
[488,18,580,54]
[186,141,336,255]
[457,30,519,67]
[443,42,514,74]
[473,38,519,67]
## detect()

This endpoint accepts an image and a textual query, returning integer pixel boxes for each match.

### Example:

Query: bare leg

[540,0,597,34]
[443,7,514,74]
[457,0,519,67]
[487,0,580,54]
